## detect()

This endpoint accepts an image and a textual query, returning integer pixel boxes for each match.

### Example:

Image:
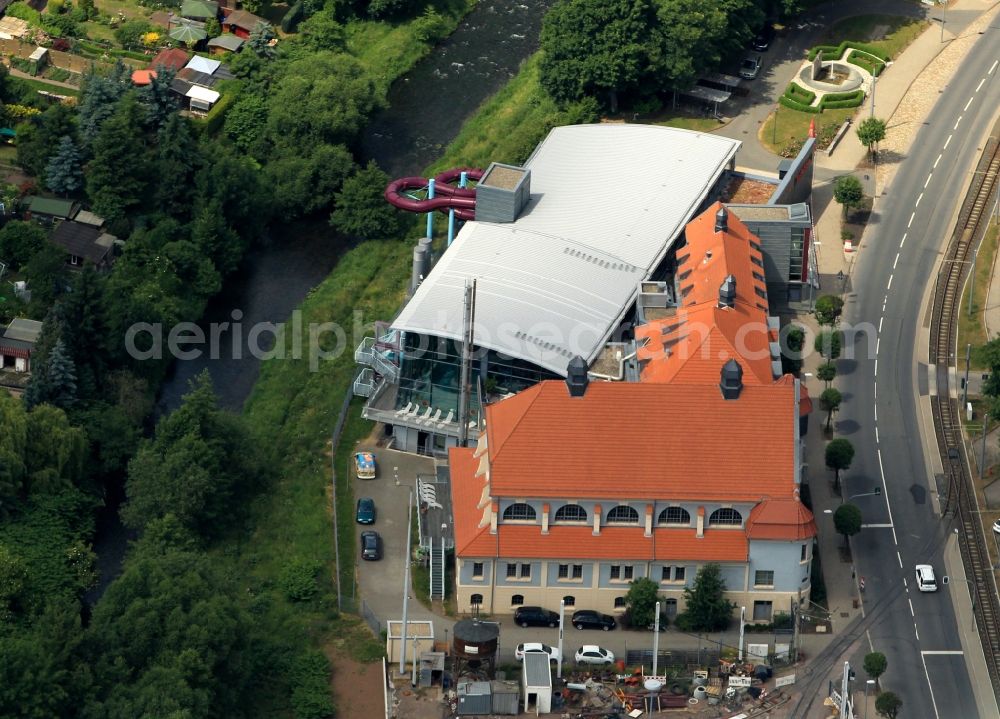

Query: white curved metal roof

[392,124,741,376]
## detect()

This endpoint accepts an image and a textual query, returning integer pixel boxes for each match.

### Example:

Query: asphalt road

[835,22,1000,719]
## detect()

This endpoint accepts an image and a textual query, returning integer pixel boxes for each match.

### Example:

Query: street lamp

[772,103,779,145]
[837,269,846,296]
[940,0,947,43]
[864,679,876,719]
[848,488,882,502]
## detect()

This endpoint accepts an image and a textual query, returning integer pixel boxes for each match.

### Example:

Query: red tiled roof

[746,498,817,541]
[450,446,490,557]
[131,69,157,85]
[484,381,797,502]
[638,202,777,385]
[149,48,190,71]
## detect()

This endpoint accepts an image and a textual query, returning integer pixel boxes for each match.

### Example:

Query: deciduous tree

[825,438,854,492]
[814,294,844,325]
[817,361,837,387]
[856,117,887,159]
[834,174,864,218]
[833,503,862,547]
[677,563,733,632]
[624,576,662,629]
[863,651,887,685]
[819,387,842,431]
[85,94,150,222]
[0,221,47,270]
[330,160,409,239]
[875,691,902,719]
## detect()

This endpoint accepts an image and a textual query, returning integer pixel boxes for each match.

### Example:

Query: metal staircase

[429,537,446,601]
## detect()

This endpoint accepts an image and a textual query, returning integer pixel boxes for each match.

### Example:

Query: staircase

[429,537,446,601]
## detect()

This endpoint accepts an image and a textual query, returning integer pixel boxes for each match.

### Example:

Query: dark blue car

[356,497,376,525]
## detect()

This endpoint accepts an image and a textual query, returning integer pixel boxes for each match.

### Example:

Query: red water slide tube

[384,167,484,221]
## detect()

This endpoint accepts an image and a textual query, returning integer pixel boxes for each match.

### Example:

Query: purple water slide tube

[384,168,484,221]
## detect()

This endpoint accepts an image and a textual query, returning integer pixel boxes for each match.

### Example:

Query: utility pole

[772,104,779,145]
[399,489,414,677]
[870,74,876,118]
[457,279,477,447]
[940,0,947,43]
[738,606,746,661]
[982,413,990,480]
[653,600,662,678]
[969,247,979,316]
[557,599,565,679]
[963,344,971,408]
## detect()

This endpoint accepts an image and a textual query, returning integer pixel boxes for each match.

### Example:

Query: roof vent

[566,355,589,397]
[715,206,728,233]
[719,274,736,308]
[719,358,743,400]
[704,250,713,263]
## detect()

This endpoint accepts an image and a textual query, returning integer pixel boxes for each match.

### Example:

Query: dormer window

[503,503,536,521]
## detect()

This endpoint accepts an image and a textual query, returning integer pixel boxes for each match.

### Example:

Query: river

[87,0,553,604]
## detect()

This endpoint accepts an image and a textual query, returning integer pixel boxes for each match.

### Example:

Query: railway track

[929,120,1000,697]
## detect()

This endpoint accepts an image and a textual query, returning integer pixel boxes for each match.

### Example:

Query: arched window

[503,503,536,521]
[658,506,691,525]
[471,593,483,606]
[709,508,743,526]
[511,594,524,606]
[563,595,576,607]
[607,505,639,524]
[554,504,587,523]
[614,596,626,609]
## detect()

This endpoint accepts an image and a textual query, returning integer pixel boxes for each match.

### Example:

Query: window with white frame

[563,595,575,606]
[708,508,743,526]
[503,503,536,521]
[753,600,773,621]
[554,504,587,523]
[614,596,626,609]
[658,506,691,525]
[801,544,808,562]
[607,505,639,524]
[754,570,775,587]
[520,563,531,579]
[471,593,483,607]
[506,563,517,578]
[610,565,634,582]
[558,563,583,580]
[511,594,524,606]
[660,566,686,583]
[472,562,484,578]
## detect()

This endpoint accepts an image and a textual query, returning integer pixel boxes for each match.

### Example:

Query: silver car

[740,54,762,80]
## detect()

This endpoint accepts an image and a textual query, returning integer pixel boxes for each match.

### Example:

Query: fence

[329,388,354,613]
[361,599,382,637]
[624,648,721,674]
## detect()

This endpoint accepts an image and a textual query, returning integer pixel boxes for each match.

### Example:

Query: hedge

[784,82,816,106]
[847,51,885,77]
[779,95,820,113]
[820,97,864,109]
[807,41,891,62]
[196,81,241,135]
[821,89,864,103]
[281,0,303,33]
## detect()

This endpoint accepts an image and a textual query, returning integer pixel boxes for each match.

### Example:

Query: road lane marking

[934,154,942,168]
[964,97,974,111]
[900,233,907,247]
[909,598,915,616]
[954,116,962,131]
[915,623,920,642]
[879,315,884,331]
[875,426,880,442]
[924,173,933,188]
[887,275,893,290]
[945,134,953,149]
[875,359,879,377]
[875,447,899,545]
[876,337,881,354]
[862,523,894,528]
[897,551,903,568]
[893,253,900,269]
[903,577,908,587]
[916,192,923,207]
[990,60,998,74]
[920,655,941,719]
[908,212,915,228]
[977,78,986,92]
[922,650,964,655]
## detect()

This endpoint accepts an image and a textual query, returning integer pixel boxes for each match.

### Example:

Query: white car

[992,518,1000,534]
[575,645,615,665]
[915,564,938,592]
[515,642,560,663]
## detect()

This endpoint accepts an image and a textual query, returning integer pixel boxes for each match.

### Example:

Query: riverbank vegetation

[0,0,478,716]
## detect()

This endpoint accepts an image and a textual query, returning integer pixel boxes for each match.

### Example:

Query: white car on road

[575,645,615,665]
[515,642,560,663]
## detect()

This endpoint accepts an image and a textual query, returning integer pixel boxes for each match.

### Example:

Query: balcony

[354,336,399,383]
[353,368,377,398]
[355,336,375,365]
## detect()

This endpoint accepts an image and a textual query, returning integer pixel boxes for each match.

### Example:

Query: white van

[915,564,938,592]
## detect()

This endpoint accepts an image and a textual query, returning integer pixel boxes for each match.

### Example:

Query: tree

[114,19,154,49]
[780,324,805,375]
[833,503,862,546]
[814,294,844,325]
[32,340,78,411]
[539,0,663,112]
[85,94,150,222]
[817,361,837,387]
[248,21,277,59]
[875,691,902,719]
[23,403,86,493]
[224,94,269,155]
[44,136,83,196]
[624,577,662,629]
[296,11,345,53]
[331,160,409,239]
[139,66,178,130]
[266,145,355,219]
[23,244,68,313]
[863,651,887,685]
[677,563,733,632]
[825,438,854,491]
[819,387,842,431]
[834,174,864,218]
[154,114,200,219]
[0,221,47,270]
[815,330,842,360]
[77,62,133,145]
[856,117,887,159]
[15,103,77,178]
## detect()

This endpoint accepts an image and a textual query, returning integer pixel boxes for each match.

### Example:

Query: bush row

[784,82,816,106]
[779,94,820,113]
[807,40,891,62]
[820,89,864,109]
[847,51,885,77]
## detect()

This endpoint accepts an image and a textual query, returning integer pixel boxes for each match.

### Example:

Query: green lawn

[652,112,723,133]
[11,76,80,97]
[818,14,928,58]
[958,220,1000,370]
[761,106,855,156]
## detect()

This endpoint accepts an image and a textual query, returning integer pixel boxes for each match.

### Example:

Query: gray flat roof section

[523,652,552,688]
[681,85,731,103]
[392,124,740,376]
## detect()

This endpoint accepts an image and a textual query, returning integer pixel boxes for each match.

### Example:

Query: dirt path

[328,653,385,719]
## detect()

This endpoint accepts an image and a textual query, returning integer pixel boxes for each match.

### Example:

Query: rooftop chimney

[719,358,743,399]
[719,274,736,308]
[566,355,589,397]
[715,205,728,233]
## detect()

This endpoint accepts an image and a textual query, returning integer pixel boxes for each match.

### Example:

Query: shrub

[847,51,885,77]
[290,650,335,719]
[783,82,816,105]
[807,41,890,62]
[5,3,42,26]
[281,0,303,33]
[821,97,865,110]
[411,7,451,43]
[279,558,321,601]
[779,95,820,113]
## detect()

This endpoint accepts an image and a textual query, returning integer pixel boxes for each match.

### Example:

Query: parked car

[572,610,616,631]
[514,606,560,628]
[992,518,1000,534]
[752,24,775,51]
[575,645,615,665]
[915,564,938,592]
[515,642,561,663]
[356,497,376,524]
[361,530,381,560]
[739,53,763,80]
[355,451,376,479]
